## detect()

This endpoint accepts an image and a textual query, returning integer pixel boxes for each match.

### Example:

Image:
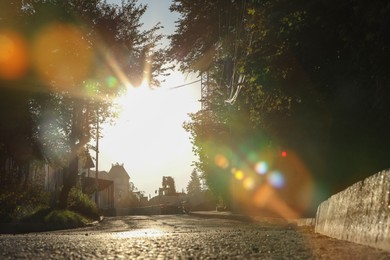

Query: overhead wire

[168,79,201,90]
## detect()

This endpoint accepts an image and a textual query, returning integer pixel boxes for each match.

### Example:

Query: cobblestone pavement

[0,215,389,259]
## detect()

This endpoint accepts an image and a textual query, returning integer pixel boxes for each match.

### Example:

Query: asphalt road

[0,215,389,259]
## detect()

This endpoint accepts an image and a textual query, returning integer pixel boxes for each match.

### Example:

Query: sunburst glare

[99,70,200,196]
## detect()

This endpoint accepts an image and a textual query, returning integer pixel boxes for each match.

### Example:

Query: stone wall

[315,170,390,251]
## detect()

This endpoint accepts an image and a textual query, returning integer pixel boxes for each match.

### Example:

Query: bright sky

[99,0,201,197]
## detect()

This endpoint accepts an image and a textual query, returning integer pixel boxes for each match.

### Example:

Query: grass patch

[44,210,89,228]
[20,207,91,231]
[0,184,49,223]
[68,188,100,220]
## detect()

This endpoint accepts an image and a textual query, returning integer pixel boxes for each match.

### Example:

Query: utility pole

[95,107,99,207]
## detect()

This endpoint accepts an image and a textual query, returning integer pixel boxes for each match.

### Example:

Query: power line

[168,79,201,90]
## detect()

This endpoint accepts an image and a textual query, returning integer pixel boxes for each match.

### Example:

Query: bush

[68,188,99,220]
[0,184,49,223]
[20,207,52,223]
[44,210,88,227]
[20,207,89,231]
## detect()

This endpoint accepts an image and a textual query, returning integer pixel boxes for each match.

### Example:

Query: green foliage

[68,187,99,220]
[22,207,88,227]
[171,0,390,212]
[44,210,88,227]
[20,207,52,223]
[187,169,202,196]
[18,207,89,232]
[0,184,49,223]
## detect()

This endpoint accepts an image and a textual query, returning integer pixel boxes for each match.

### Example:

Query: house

[3,151,132,216]
[107,163,131,209]
[83,170,114,212]
[85,163,131,215]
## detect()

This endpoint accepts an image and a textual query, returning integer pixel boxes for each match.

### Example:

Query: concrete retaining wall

[315,169,390,251]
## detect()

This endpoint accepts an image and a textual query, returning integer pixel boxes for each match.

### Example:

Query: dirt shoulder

[298,226,390,260]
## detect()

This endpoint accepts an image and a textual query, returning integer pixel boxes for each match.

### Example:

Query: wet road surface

[1,215,389,259]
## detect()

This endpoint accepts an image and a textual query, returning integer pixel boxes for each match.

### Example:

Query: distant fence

[101,208,129,216]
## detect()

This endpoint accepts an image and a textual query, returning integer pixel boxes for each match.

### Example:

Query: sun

[116,80,156,123]
[98,72,201,196]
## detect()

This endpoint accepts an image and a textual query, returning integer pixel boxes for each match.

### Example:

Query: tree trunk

[58,156,79,209]
[58,180,71,210]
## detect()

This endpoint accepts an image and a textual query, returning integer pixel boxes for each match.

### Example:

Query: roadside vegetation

[169,0,390,215]
[0,0,165,229]
[1,185,99,231]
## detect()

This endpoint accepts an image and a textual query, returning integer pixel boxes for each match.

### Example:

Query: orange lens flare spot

[252,184,299,219]
[214,154,229,169]
[0,31,28,80]
[33,23,92,91]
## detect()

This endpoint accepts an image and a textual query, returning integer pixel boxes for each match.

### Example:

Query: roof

[82,177,113,191]
[108,163,130,180]
[87,171,110,180]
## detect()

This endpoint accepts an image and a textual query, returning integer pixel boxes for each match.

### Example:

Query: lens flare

[0,31,28,80]
[268,171,285,188]
[39,116,70,161]
[243,177,255,191]
[107,75,118,88]
[252,184,299,219]
[234,170,244,180]
[33,23,92,92]
[255,161,267,175]
[215,154,229,169]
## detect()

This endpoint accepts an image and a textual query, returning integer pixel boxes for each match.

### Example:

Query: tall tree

[186,169,202,196]
[170,0,390,214]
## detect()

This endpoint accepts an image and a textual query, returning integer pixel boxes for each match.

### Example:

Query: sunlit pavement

[190,211,315,226]
[1,215,389,259]
[189,210,290,223]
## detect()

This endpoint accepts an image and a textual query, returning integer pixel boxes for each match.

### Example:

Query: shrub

[20,207,89,231]
[68,187,99,220]
[0,184,49,223]
[0,191,17,223]
[44,210,88,227]
[20,207,52,223]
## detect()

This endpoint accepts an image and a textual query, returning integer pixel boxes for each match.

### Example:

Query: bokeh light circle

[214,154,229,169]
[234,170,244,180]
[268,171,285,188]
[243,177,255,191]
[0,31,28,80]
[255,161,267,175]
